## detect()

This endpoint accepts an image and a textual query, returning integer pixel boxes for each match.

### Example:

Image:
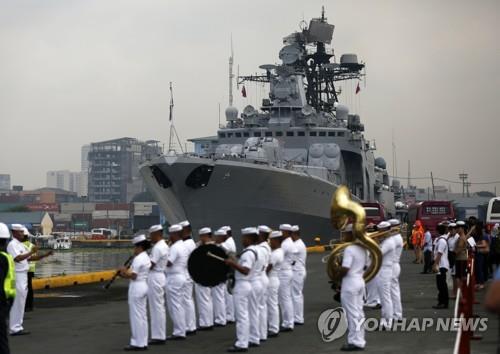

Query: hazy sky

[1,0,499,193]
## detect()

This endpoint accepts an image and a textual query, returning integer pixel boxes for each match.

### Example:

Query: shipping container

[95,203,130,211]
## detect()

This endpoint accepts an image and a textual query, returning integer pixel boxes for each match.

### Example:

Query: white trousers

[212,283,226,325]
[249,278,263,344]
[166,273,187,337]
[278,269,294,329]
[233,280,252,349]
[148,272,166,340]
[225,286,235,322]
[195,283,214,328]
[391,263,403,320]
[128,281,149,348]
[9,271,27,333]
[365,273,380,306]
[377,267,394,328]
[267,276,280,334]
[183,277,197,331]
[341,279,366,348]
[291,268,306,324]
[259,274,269,340]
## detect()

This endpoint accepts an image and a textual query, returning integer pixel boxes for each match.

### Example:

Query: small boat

[50,236,72,250]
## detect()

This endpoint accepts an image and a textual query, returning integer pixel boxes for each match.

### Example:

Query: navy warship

[140,9,394,242]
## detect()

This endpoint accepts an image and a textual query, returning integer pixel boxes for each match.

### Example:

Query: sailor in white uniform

[147,224,169,345]
[278,224,298,331]
[388,219,404,321]
[291,225,307,325]
[267,230,284,338]
[194,227,215,330]
[165,224,188,340]
[376,221,396,330]
[257,225,272,342]
[120,235,152,351]
[180,220,197,335]
[224,227,259,352]
[221,226,237,323]
[339,224,367,351]
[212,229,228,327]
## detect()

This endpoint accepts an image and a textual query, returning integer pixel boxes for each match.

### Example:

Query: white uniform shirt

[150,239,169,272]
[423,231,433,252]
[392,233,404,264]
[166,239,188,275]
[7,238,29,272]
[235,247,257,281]
[447,234,459,252]
[222,237,237,254]
[183,238,196,255]
[257,241,271,275]
[293,239,307,271]
[281,237,298,271]
[268,248,284,278]
[380,236,396,269]
[434,236,449,270]
[130,251,152,282]
[341,244,367,289]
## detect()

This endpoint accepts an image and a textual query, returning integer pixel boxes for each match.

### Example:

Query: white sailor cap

[10,224,24,232]
[343,224,353,232]
[279,224,292,231]
[269,230,283,239]
[148,224,163,233]
[199,227,212,235]
[0,223,10,239]
[214,229,227,237]
[241,227,258,235]
[132,234,147,244]
[179,220,190,228]
[221,226,231,232]
[168,224,183,233]
[258,225,271,233]
[449,223,457,228]
[388,219,401,226]
[456,221,466,227]
[377,221,391,231]
[291,225,300,232]
[22,227,29,236]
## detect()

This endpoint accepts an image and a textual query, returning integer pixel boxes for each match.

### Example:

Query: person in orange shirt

[411,221,424,264]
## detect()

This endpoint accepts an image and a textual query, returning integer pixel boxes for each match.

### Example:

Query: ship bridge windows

[219,133,226,138]
[309,132,317,137]
[227,133,233,138]
[235,132,242,138]
[338,132,345,137]
[319,131,326,137]
[243,132,250,137]
[275,131,283,137]
[286,131,294,137]
[298,131,305,137]
[328,132,335,137]
[254,132,261,137]
[185,165,214,189]
[150,165,172,189]
[265,132,273,137]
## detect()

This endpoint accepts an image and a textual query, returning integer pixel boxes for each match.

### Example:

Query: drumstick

[207,251,225,262]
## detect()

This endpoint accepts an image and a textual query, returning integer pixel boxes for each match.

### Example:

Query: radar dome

[225,106,238,121]
[335,104,349,121]
[374,157,387,170]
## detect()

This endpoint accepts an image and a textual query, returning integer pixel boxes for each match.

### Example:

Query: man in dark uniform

[0,222,16,354]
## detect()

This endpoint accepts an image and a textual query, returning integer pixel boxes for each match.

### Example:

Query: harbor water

[34,248,132,278]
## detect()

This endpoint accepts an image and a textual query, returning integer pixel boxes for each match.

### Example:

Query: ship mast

[167,82,184,154]
[229,36,234,107]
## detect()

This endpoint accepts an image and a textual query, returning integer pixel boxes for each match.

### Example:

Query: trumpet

[326,186,387,288]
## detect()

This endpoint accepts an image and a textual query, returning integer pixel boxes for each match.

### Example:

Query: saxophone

[327,185,384,287]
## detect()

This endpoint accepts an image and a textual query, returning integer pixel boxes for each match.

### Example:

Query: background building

[0,174,11,190]
[46,170,82,195]
[87,137,162,203]
[80,144,91,197]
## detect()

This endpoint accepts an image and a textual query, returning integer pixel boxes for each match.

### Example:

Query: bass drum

[188,244,230,287]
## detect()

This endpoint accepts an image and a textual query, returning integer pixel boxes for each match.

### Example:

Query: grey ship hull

[140,155,347,245]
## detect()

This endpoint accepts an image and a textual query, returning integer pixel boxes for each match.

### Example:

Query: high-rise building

[46,170,81,195]
[0,174,11,190]
[87,138,162,203]
[80,145,91,197]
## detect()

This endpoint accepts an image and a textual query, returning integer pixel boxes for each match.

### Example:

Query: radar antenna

[229,35,234,107]
[168,82,184,154]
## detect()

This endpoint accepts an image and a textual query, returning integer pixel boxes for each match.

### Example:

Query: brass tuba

[326,185,385,287]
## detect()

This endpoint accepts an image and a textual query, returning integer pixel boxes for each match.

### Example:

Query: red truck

[408,201,455,238]
[361,202,386,226]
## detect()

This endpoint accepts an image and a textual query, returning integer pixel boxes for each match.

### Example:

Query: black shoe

[166,335,186,341]
[10,330,30,336]
[249,342,260,348]
[294,322,304,326]
[267,331,279,338]
[364,304,381,310]
[340,344,364,351]
[214,323,226,328]
[280,327,293,332]
[432,304,448,309]
[227,320,236,324]
[123,345,148,351]
[148,339,166,345]
[197,326,214,331]
[186,330,197,336]
[227,346,248,352]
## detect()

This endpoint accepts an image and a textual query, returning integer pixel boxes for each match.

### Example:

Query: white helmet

[0,223,10,239]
